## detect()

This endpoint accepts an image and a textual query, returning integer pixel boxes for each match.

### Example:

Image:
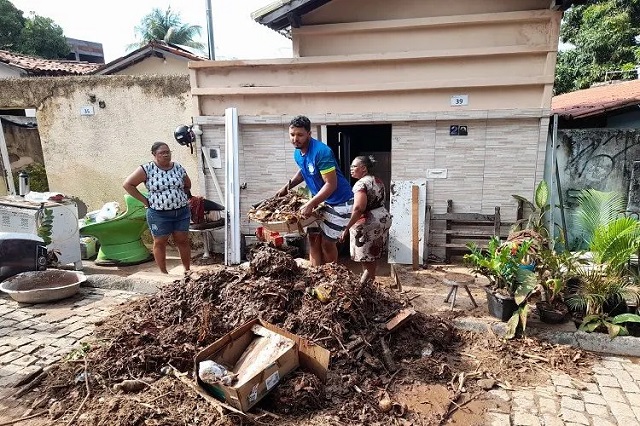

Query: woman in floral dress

[339,155,392,282]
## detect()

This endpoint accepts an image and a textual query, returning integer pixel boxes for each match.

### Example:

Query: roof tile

[0,49,100,76]
[551,79,640,119]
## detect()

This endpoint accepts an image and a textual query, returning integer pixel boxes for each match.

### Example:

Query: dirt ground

[1,247,597,426]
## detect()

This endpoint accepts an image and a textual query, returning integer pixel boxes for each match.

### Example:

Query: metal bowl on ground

[0,270,86,303]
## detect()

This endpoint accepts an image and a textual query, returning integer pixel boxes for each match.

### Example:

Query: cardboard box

[194,318,330,413]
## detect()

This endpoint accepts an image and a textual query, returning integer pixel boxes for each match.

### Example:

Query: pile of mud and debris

[16,246,596,426]
[247,190,310,224]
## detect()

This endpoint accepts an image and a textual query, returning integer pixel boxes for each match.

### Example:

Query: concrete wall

[113,55,191,76]
[556,128,640,247]
[557,129,640,200]
[190,2,560,116]
[296,1,554,57]
[0,75,197,211]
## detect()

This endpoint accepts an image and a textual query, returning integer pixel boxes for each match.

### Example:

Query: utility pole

[206,0,215,60]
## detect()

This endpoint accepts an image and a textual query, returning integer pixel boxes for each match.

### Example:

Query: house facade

[189,0,574,260]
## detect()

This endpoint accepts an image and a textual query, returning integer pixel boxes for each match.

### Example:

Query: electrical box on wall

[208,147,222,169]
[427,169,448,179]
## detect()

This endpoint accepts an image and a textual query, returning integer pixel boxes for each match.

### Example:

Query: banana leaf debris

[13,246,596,426]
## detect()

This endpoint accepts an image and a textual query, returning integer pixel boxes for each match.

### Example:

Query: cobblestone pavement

[487,356,640,426]
[0,286,138,413]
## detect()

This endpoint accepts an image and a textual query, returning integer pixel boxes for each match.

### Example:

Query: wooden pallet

[427,200,522,263]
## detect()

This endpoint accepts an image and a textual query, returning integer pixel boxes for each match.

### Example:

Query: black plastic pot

[536,301,569,324]
[483,287,518,322]
[603,298,628,317]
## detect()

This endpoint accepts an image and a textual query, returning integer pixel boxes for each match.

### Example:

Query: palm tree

[129,7,204,51]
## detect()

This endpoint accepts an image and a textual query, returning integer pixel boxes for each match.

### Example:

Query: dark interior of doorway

[326,123,392,257]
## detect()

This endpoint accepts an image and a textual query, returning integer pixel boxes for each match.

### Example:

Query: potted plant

[529,247,583,324]
[568,194,640,318]
[511,180,551,242]
[464,236,535,321]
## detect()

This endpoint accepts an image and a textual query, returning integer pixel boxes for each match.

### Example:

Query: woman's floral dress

[349,175,392,262]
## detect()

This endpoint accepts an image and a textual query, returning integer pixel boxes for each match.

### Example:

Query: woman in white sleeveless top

[123,142,192,274]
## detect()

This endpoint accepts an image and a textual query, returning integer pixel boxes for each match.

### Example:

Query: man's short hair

[289,115,311,132]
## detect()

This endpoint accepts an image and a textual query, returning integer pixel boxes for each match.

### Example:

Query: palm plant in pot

[566,196,640,334]
[567,189,640,323]
[464,236,535,322]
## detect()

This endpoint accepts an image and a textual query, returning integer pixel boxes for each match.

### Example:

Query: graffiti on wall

[558,129,640,207]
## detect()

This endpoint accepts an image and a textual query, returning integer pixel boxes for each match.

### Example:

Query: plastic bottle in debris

[198,360,236,386]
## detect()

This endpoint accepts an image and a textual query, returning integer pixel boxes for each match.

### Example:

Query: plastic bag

[94,202,119,223]
[198,360,237,386]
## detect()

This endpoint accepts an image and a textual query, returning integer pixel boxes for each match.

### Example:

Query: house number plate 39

[450,95,469,107]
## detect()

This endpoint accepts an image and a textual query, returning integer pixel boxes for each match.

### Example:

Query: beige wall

[0,75,197,211]
[190,3,560,116]
[189,0,562,240]
[114,55,191,76]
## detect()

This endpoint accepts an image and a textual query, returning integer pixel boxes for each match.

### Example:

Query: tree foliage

[0,0,70,59]
[555,0,640,94]
[129,7,204,51]
[0,0,26,51]
[18,14,70,59]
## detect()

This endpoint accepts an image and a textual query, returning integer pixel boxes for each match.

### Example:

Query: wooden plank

[390,263,402,291]
[441,243,486,249]
[432,213,496,222]
[385,308,416,331]
[442,230,500,236]
[412,185,419,270]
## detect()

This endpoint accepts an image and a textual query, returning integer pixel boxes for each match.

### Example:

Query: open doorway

[326,124,392,257]
[0,110,48,196]
[326,124,392,208]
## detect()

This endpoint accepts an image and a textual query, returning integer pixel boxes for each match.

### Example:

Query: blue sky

[9,0,293,62]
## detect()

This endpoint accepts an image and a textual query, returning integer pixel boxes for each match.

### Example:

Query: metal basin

[0,270,86,303]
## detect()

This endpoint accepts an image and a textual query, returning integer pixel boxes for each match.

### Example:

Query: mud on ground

[8,247,597,426]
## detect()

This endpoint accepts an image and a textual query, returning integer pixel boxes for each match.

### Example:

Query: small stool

[443,272,478,310]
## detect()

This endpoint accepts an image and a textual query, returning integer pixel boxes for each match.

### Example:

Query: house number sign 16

[80,106,95,116]
[450,95,469,107]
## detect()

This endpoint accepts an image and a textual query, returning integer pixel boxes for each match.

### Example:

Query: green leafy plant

[535,247,584,303]
[579,313,640,338]
[511,180,551,239]
[36,207,53,245]
[464,236,533,295]
[505,305,530,340]
[572,189,625,250]
[566,268,638,316]
[589,216,640,274]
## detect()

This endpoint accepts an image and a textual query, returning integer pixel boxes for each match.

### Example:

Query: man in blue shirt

[276,115,354,266]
